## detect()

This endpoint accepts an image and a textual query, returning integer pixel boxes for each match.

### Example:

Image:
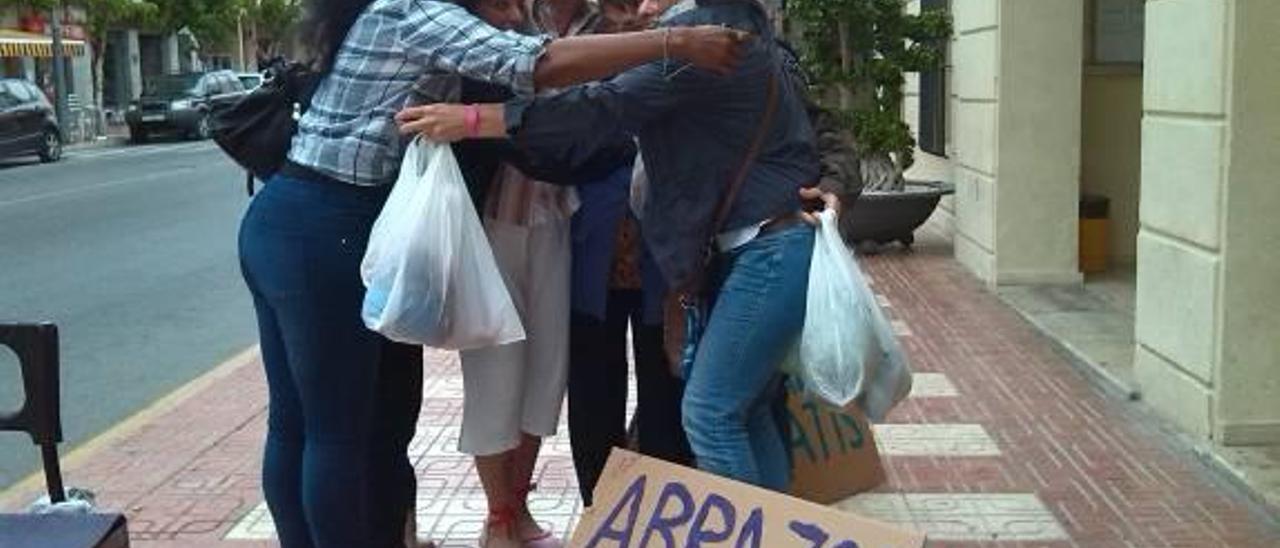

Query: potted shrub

[788,0,953,247]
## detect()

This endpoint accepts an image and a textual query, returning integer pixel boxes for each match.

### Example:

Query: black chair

[0,323,65,503]
[0,323,129,548]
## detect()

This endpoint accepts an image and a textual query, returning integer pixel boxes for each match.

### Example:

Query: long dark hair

[302,0,377,70]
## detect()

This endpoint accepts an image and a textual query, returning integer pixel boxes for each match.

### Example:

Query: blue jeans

[682,223,814,491]
[239,175,423,548]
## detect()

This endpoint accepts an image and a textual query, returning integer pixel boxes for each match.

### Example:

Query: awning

[0,30,86,58]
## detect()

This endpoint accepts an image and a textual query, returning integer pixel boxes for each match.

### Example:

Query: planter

[841,180,955,247]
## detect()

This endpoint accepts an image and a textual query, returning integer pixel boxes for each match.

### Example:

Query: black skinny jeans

[567,289,694,505]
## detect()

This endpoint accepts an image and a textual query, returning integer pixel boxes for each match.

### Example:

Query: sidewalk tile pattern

[841,493,1069,542]
[909,372,960,398]
[6,230,1279,547]
[873,424,1002,457]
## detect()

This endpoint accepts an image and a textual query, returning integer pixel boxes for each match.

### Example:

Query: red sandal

[513,484,563,548]
[481,503,519,547]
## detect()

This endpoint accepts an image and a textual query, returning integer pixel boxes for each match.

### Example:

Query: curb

[67,135,128,152]
[0,345,261,510]
[994,289,1280,526]
[999,297,1142,402]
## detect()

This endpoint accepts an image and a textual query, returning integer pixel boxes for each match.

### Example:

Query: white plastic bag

[28,487,96,515]
[792,209,912,420]
[361,138,525,350]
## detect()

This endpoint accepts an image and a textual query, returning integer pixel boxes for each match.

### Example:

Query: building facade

[904,0,1279,451]
[0,8,94,139]
[0,6,204,135]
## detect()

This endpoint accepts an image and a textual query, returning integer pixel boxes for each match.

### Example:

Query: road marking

[0,345,261,509]
[68,141,215,161]
[837,493,1070,542]
[0,166,200,210]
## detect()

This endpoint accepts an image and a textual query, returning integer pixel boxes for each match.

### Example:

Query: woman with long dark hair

[237,1,746,546]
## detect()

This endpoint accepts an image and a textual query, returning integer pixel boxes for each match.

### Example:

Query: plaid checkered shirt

[287,0,549,186]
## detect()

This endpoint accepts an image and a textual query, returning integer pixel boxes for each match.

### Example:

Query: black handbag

[210,60,320,195]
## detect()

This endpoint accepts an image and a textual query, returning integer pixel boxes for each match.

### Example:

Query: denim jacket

[505,0,820,289]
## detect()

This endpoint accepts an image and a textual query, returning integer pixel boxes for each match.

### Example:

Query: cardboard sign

[570,450,924,548]
[786,385,886,504]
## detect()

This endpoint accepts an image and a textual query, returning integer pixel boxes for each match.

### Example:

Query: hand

[638,0,678,22]
[799,186,841,226]
[671,26,753,76]
[396,104,469,142]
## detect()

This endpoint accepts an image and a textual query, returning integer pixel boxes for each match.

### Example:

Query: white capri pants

[458,218,572,456]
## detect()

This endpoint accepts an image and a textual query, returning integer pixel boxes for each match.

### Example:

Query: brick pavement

[3,228,1279,547]
[848,230,1280,547]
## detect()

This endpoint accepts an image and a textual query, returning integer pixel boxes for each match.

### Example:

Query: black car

[236,72,264,91]
[126,71,246,142]
[0,78,62,163]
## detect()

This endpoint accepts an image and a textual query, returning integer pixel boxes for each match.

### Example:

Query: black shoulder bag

[210,60,320,195]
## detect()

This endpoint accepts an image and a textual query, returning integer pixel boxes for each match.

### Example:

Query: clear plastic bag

[361,138,525,350]
[792,209,912,420]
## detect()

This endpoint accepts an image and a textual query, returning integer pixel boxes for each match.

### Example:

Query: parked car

[126,71,246,142]
[237,72,264,90]
[0,78,62,163]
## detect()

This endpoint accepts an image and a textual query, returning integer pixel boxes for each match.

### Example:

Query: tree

[153,0,240,53]
[246,0,302,61]
[150,0,300,67]
[0,0,158,132]
[0,0,298,131]
[83,0,158,132]
[788,0,951,192]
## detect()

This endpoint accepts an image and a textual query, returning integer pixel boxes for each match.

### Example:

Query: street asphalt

[0,140,259,492]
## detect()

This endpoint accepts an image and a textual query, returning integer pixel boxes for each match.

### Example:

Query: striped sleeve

[397,0,550,95]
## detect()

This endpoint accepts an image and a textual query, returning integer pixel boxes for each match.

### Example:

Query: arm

[501,68,683,179]
[398,0,747,94]
[533,29,742,89]
[504,132,639,186]
[398,64,692,183]
[399,59,697,145]
[415,104,638,186]
[398,60,686,186]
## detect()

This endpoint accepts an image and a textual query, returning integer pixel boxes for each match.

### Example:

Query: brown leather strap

[709,67,781,240]
[759,211,804,235]
[665,50,784,372]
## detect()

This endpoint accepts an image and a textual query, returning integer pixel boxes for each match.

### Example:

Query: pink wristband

[464,104,481,138]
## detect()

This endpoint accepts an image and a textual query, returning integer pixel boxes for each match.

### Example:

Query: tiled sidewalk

[3,229,1279,547]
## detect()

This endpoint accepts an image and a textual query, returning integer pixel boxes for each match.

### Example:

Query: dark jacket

[504,0,820,289]
[451,78,637,209]
[571,163,668,324]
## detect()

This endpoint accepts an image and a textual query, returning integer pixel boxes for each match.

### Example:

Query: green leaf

[789,0,952,163]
